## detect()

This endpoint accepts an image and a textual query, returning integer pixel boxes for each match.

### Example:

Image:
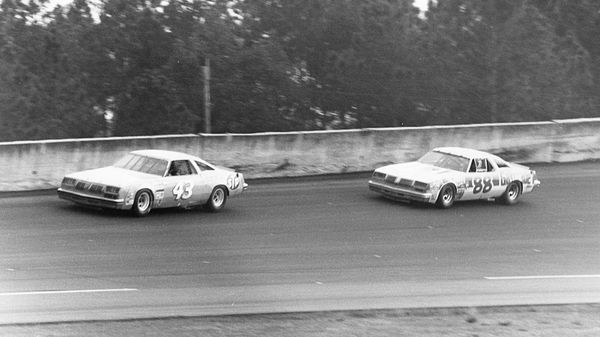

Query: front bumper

[368,181,433,203]
[57,188,126,209]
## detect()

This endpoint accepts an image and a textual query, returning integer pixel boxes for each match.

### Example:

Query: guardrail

[1,118,599,191]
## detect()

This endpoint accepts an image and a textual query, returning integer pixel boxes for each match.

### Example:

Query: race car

[58,149,248,216]
[368,147,540,208]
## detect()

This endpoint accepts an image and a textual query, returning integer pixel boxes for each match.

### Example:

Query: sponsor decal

[155,189,165,206]
[227,175,241,190]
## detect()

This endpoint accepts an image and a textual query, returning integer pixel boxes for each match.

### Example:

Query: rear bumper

[57,188,126,209]
[524,179,541,194]
[368,181,433,203]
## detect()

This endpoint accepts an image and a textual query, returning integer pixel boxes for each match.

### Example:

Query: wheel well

[215,184,229,196]
[437,183,456,199]
[442,183,457,193]
[512,181,523,193]
[136,188,154,202]
[131,188,155,216]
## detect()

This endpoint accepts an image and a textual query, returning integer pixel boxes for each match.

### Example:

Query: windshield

[418,151,470,172]
[113,154,168,176]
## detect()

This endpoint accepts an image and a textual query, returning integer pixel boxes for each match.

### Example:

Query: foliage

[0,0,599,141]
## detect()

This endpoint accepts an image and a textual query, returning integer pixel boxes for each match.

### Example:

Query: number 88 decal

[473,177,493,194]
[173,181,194,200]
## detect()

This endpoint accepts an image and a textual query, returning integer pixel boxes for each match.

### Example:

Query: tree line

[1,0,599,141]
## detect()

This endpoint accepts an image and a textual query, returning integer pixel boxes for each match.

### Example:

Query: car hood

[375,161,457,183]
[66,166,158,187]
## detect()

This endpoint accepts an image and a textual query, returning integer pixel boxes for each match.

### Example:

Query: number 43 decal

[173,181,193,200]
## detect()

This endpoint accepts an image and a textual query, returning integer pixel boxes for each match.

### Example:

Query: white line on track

[0,288,138,296]
[485,274,600,280]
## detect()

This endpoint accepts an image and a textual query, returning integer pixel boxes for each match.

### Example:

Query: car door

[162,159,199,208]
[484,159,507,198]
[463,158,502,200]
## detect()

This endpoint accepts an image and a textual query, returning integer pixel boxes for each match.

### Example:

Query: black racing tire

[435,184,455,209]
[206,186,227,212]
[132,189,153,217]
[498,181,521,205]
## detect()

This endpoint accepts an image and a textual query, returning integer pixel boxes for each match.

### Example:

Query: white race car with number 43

[369,147,540,208]
[58,149,248,216]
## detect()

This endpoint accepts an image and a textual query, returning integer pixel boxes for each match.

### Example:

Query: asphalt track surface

[1,162,599,324]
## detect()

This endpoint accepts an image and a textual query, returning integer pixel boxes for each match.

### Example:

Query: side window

[495,159,509,168]
[485,159,495,172]
[475,158,487,172]
[469,159,477,173]
[186,161,198,175]
[195,161,214,171]
[168,160,197,176]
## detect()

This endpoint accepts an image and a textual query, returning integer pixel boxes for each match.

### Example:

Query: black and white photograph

[1,0,599,336]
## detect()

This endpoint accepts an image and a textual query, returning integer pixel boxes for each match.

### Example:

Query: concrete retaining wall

[1,118,599,191]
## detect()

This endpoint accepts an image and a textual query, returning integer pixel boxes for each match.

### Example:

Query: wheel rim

[137,192,150,211]
[212,189,224,207]
[442,187,453,204]
[508,184,519,200]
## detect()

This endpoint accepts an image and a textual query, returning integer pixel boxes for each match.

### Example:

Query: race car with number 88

[368,147,540,208]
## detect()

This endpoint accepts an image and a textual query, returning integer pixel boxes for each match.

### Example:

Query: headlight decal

[62,177,77,186]
[372,171,386,179]
[105,185,120,194]
[413,181,429,192]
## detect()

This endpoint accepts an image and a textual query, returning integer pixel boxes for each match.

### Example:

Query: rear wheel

[132,189,153,216]
[435,184,455,209]
[206,186,227,212]
[499,181,521,205]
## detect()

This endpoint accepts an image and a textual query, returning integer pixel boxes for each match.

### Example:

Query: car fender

[209,169,245,195]
[123,183,165,208]
[430,177,461,202]
[152,185,166,207]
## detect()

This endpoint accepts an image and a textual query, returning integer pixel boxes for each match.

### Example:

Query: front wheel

[498,182,521,205]
[435,184,455,209]
[206,186,227,212]
[132,189,153,217]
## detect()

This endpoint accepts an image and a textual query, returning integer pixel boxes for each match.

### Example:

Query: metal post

[203,57,211,133]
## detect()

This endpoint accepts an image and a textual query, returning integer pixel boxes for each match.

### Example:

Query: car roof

[432,147,499,160]
[131,149,202,162]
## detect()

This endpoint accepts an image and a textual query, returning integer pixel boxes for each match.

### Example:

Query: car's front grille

[374,174,429,194]
[398,178,413,187]
[75,182,89,191]
[89,184,104,194]
[73,181,104,195]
